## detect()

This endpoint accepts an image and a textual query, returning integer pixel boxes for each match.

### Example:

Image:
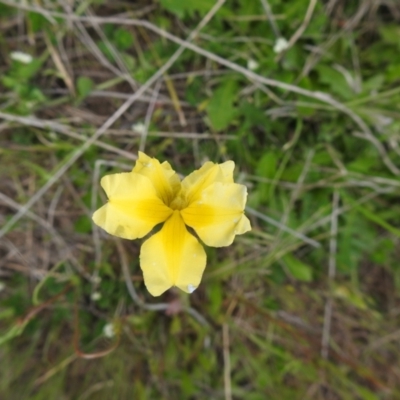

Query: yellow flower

[92,152,251,296]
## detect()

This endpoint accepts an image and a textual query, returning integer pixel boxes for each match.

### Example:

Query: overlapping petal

[181,182,251,247]
[181,160,234,205]
[132,151,181,206]
[92,172,173,239]
[140,210,207,296]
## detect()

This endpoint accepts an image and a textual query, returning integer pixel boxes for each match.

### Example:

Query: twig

[321,191,339,359]
[34,354,78,387]
[284,0,317,51]
[108,129,236,140]
[44,31,75,95]
[222,323,232,400]
[298,1,370,81]
[139,79,162,152]
[352,130,399,176]
[259,0,281,37]
[305,191,388,233]
[0,0,226,240]
[0,112,138,160]
[91,160,133,290]
[73,299,121,360]
[245,206,321,248]
[116,239,209,326]
[0,191,90,280]
[86,6,138,90]
[278,149,315,234]
[4,0,397,177]
[116,237,167,311]
[43,185,64,270]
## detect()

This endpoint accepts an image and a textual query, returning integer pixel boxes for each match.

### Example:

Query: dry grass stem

[321,191,340,359]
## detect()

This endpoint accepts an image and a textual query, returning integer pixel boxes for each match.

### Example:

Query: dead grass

[1,0,400,399]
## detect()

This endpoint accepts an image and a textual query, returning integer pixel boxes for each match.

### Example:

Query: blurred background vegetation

[1,0,400,399]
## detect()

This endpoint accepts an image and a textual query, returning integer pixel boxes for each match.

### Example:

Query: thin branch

[115,239,209,327]
[0,0,226,239]
[0,191,90,280]
[286,0,317,51]
[139,79,162,152]
[259,0,281,37]
[278,149,315,235]
[0,112,138,160]
[222,323,232,400]
[3,0,396,174]
[321,190,340,359]
[90,159,133,291]
[246,206,321,248]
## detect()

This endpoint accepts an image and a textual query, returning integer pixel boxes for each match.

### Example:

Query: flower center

[169,194,188,210]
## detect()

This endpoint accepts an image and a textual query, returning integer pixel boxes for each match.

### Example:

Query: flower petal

[132,151,181,206]
[181,160,234,204]
[92,172,173,239]
[140,210,206,296]
[181,182,251,247]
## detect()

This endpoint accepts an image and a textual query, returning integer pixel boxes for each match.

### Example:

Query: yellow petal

[132,151,181,206]
[181,160,234,204]
[140,210,206,296]
[92,172,173,239]
[219,161,235,182]
[181,182,251,247]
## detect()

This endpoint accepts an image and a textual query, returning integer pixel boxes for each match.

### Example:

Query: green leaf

[207,280,222,318]
[159,0,186,18]
[97,41,115,62]
[256,151,277,178]
[0,308,14,320]
[255,151,277,202]
[77,76,94,99]
[283,254,313,282]
[362,74,384,93]
[316,64,354,99]
[114,28,134,51]
[74,215,93,234]
[379,24,400,46]
[206,80,238,131]
[0,4,14,16]
[343,195,400,238]
[334,286,369,310]
[12,58,43,81]
[27,11,50,33]
[159,0,218,18]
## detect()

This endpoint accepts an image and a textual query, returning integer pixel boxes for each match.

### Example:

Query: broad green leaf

[316,64,354,99]
[256,151,277,178]
[283,254,313,282]
[74,215,92,234]
[334,286,369,310]
[379,24,400,46]
[160,0,217,18]
[27,11,50,32]
[256,151,277,202]
[207,80,238,131]
[114,27,134,50]
[77,76,94,99]
[344,195,400,238]
[12,58,43,81]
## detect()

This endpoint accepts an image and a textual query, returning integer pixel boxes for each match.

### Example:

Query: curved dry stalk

[259,0,281,37]
[0,0,227,239]
[246,206,321,248]
[321,191,339,359]
[3,0,398,175]
[115,239,209,326]
[0,191,91,280]
[0,112,138,160]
